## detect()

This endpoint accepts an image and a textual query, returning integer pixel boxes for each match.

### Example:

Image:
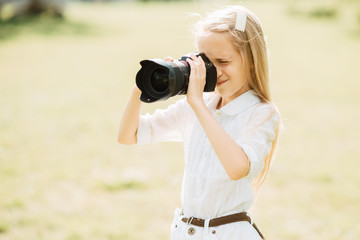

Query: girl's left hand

[186,53,206,107]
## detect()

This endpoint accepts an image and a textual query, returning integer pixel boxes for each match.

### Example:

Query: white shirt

[137,90,279,219]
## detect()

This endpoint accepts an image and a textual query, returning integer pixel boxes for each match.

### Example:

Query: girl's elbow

[117,135,137,145]
[228,172,246,181]
[227,163,250,181]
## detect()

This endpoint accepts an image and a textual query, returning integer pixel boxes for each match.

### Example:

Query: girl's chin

[215,88,230,97]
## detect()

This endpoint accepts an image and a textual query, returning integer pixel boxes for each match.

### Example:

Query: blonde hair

[193,5,281,191]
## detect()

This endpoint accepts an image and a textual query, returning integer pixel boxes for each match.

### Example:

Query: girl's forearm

[117,86,142,145]
[190,101,250,180]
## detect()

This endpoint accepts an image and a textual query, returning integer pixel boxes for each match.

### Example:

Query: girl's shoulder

[254,101,279,115]
[247,101,280,125]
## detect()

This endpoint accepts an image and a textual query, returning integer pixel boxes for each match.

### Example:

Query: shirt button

[188,227,196,235]
[212,230,216,234]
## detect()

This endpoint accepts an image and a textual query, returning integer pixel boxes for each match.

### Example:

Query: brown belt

[181,212,264,239]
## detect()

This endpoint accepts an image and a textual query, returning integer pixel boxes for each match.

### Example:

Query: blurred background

[0,0,359,239]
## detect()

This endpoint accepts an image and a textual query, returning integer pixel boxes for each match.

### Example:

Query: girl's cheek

[215,63,225,71]
[218,66,228,75]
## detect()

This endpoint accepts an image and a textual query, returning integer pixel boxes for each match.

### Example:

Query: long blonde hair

[193,5,281,191]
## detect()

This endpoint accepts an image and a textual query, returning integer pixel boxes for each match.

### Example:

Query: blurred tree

[0,0,66,19]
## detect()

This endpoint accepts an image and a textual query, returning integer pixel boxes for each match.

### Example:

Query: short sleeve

[137,98,192,145]
[235,103,280,180]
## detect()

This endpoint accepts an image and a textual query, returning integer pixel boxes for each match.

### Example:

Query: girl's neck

[216,97,227,110]
[216,88,250,110]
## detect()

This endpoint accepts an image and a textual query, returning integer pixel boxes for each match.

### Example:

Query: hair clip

[235,10,247,32]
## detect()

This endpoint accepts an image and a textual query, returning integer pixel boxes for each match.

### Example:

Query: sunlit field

[0,0,359,239]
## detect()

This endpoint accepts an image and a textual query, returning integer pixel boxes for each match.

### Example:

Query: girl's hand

[186,53,206,107]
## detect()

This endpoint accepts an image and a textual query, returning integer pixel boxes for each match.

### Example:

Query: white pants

[170,208,263,240]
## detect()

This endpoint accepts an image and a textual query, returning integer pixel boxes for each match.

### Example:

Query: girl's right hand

[186,53,207,108]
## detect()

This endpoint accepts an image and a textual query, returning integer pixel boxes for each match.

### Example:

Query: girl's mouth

[216,80,227,87]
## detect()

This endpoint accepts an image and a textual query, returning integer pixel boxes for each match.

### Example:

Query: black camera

[135,53,217,103]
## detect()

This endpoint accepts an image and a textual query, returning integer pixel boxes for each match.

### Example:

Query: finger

[164,57,174,62]
[193,65,204,84]
[198,56,206,71]
[198,55,204,65]
[197,56,206,80]
[187,58,197,75]
[187,57,198,67]
[190,53,200,62]
[186,57,193,65]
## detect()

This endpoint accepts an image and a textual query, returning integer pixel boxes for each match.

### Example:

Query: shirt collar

[207,90,261,116]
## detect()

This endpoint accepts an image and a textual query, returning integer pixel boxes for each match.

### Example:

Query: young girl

[118,5,280,240]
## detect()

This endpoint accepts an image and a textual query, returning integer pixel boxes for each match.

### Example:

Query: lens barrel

[136,53,217,103]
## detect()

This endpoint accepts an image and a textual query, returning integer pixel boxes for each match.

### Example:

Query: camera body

[136,53,217,103]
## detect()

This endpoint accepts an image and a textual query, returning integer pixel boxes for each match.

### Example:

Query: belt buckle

[186,216,194,225]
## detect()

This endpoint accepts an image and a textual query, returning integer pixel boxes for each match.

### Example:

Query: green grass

[0,1,359,239]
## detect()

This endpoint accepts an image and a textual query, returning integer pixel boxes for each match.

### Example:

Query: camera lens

[136,53,217,103]
[150,69,168,93]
